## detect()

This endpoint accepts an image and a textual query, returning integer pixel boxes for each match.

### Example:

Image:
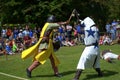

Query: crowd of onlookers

[0,23,84,55]
[0,25,40,55]
[0,19,120,55]
[99,19,120,45]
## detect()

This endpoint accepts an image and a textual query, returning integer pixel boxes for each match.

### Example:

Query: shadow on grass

[61,70,76,76]
[32,70,76,78]
[34,74,54,78]
[82,70,118,80]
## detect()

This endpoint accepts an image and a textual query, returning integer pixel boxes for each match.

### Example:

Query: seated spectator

[66,24,72,41]
[12,39,19,53]
[56,33,65,46]
[73,28,78,39]
[9,38,13,48]
[6,27,12,39]
[0,37,5,55]
[5,39,14,55]
[31,33,38,46]
[99,36,104,45]
[23,34,31,49]
[15,36,24,52]
[70,39,77,46]
[101,49,120,63]
[62,37,75,46]
[110,33,120,45]
[116,33,120,44]
[18,29,24,40]
[1,28,7,38]
[103,35,112,45]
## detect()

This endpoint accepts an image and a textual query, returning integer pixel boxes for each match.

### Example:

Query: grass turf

[0,44,120,80]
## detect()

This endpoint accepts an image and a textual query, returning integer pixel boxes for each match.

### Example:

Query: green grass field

[0,44,120,80]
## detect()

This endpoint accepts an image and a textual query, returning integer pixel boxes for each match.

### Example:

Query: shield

[53,41,61,51]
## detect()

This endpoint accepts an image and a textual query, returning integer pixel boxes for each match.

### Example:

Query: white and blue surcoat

[84,25,99,47]
[84,17,99,46]
[77,17,101,70]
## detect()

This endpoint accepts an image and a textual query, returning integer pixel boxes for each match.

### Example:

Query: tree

[0,0,120,31]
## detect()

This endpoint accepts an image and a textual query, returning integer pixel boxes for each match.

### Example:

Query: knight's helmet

[47,15,56,23]
[81,17,95,28]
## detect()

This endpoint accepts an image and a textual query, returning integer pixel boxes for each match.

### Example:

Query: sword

[68,9,76,22]
[68,9,81,23]
[74,9,82,22]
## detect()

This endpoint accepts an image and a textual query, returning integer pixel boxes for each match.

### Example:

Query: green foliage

[0,0,120,30]
[93,0,120,20]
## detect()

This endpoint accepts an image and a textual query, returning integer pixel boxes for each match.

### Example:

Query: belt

[85,44,95,47]
[85,43,98,47]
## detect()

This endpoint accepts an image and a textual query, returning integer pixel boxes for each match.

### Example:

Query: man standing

[21,15,69,78]
[73,17,103,80]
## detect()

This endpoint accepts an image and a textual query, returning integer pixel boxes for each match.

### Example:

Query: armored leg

[73,69,82,80]
[95,68,103,77]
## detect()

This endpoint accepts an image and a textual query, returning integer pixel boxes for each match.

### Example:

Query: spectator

[75,23,81,42]
[31,33,38,46]
[116,33,120,44]
[73,28,78,40]
[22,25,30,37]
[13,27,19,39]
[6,27,12,39]
[99,36,104,45]
[23,34,31,49]
[18,29,24,41]
[111,19,117,39]
[29,29,33,38]
[15,36,24,52]
[58,25,64,35]
[5,39,14,55]
[62,37,75,46]
[1,27,7,38]
[103,34,112,45]
[56,33,65,46]
[0,37,5,55]
[12,39,19,53]
[105,21,111,35]
[66,24,72,41]
[36,27,41,39]
[110,26,116,40]
[111,33,120,45]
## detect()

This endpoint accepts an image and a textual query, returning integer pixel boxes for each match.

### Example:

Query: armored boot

[26,68,31,78]
[73,69,82,80]
[95,68,103,77]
